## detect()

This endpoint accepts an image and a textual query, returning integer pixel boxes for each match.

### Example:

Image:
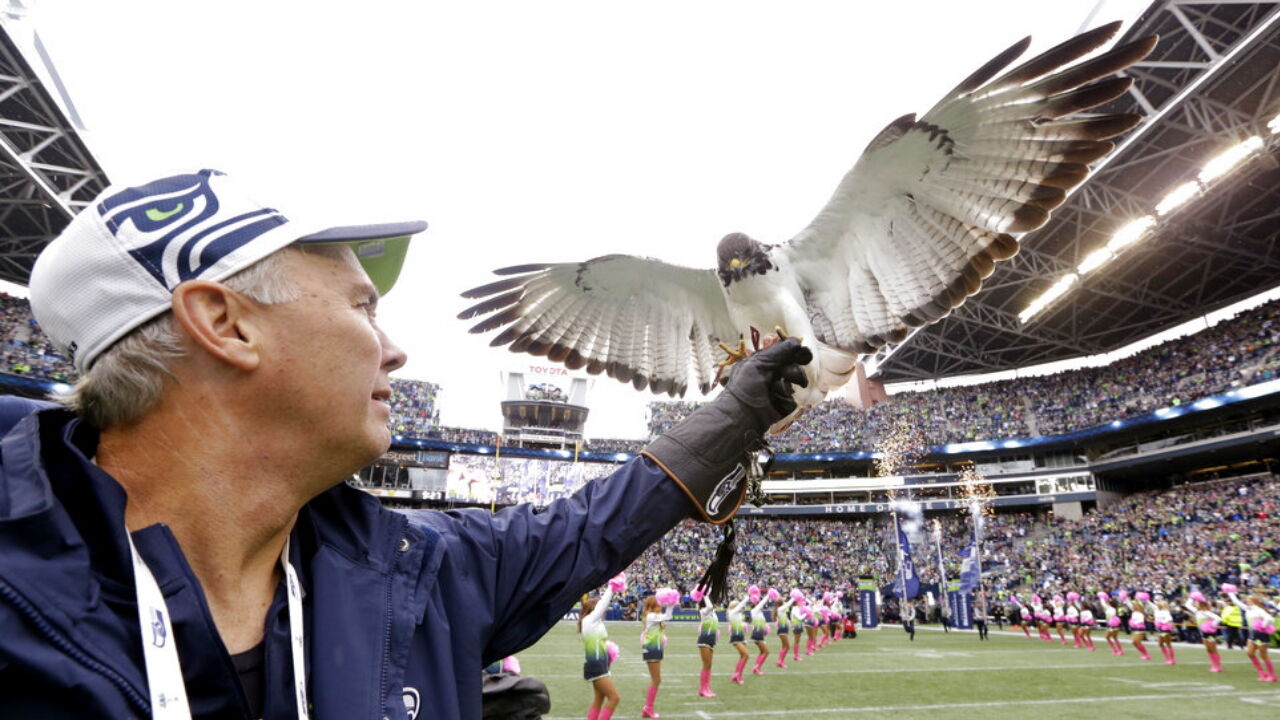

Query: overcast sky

[27,0,1153,438]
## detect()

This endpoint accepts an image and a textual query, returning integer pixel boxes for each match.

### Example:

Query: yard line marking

[540,689,1280,719]
[695,712,713,719]
[528,659,1251,679]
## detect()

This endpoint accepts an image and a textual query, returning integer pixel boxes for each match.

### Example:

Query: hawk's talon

[713,338,749,385]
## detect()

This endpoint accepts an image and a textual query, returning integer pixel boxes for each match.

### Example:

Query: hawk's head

[716,232,774,287]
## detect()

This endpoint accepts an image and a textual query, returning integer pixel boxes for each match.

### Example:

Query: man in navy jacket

[0,170,811,719]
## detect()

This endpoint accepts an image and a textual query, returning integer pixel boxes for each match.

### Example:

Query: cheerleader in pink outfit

[789,598,806,662]
[1153,600,1177,665]
[1065,592,1082,649]
[1126,591,1153,661]
[1030,594,1051,642]
[1051,594,1069,645]
[1078,600,1096,651]
[1011,596,1033,639]
[775,590,799,669]
[748,587,776,676]
[1098,591,1124,655]
[1227,586,1277,682]
[1185,593,1224,673]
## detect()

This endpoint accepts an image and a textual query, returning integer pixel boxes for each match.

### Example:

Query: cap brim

[296,220,427,295]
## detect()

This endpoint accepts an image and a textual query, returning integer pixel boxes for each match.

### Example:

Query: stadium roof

[0,15,108,285]
[866,0,1280,383]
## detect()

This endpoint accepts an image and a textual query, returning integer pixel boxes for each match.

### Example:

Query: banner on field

[947,591,974,630]
[892,529,920,599]
[858,577,879,628]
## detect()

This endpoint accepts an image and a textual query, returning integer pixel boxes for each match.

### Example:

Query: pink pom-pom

[691,587,705,603]
[1066,592,1080,603]
[748,584,762,602]
[1031,594,1042,605]
[502,655,522,675]
[1052,595,1063,604]
[1189,591,1206,603]
[608,572,626,594]
[790,588,805,604]
[656,587,679,606]
[1096,591,1108,601]
[798,596,809,608]
[1221,583,1238,595]
[1117,589,1129,601]
[767,587,781,603]
[606,640,620,665]
[836,591,844,600]
[1135,591,1150,602]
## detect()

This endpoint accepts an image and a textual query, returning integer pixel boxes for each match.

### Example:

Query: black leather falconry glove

[643,337,813,524]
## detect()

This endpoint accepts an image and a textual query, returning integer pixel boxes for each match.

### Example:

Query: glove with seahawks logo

[642,337,812,523]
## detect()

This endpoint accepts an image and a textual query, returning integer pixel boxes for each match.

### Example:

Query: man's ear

[170,280,261,371]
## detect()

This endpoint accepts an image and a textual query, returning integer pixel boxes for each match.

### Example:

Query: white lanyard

[127,530,310,720]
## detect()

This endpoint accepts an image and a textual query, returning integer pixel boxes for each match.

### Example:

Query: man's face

[255,246,406,473]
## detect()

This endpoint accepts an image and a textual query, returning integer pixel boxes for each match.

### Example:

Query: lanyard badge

[128,531,309,719]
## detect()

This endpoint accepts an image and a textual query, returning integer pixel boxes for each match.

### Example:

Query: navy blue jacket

[0,398,690,718]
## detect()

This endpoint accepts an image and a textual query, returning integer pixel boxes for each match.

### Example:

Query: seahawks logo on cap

[98,169,287,290]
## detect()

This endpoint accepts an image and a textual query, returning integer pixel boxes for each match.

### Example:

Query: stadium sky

[26,0,1155,439]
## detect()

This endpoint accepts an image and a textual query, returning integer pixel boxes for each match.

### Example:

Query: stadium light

[1155,180,1201,216]
[1018,272,1078,324]
[1269,112,1280,135]
[1106,215,1155,253]
[1076,247,1113,275]
[1198,136,1263,182]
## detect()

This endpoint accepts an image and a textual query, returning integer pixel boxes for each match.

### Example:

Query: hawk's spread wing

[459,256,738,396]
[779,22,1156,353]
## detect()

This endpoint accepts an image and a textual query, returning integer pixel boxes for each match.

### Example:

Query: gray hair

[57,243,349,428]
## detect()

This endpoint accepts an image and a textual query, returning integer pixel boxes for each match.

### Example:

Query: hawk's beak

[729,258,743,269]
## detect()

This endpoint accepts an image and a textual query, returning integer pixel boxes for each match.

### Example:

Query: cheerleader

[789,596,806,662]
[1051,594,1068,645]
[1065,592,1082,649]
[581,574,625,720]
[1011,596,1033,639]
[726,592,751,685]
[1153,600,1176,665]
[806,594,823,652]
[1097,591,1124,656]
[1184,593,1224,673]
[1227,585,1277,682]
[747,586,775,676]
[639,588,678,718]
[815,594,832,649]
[832,592,847,640]
[1030,594,1050,642]
[775,590,799,669]
[1078,600,1096,651]
[1126,591,1153,661]
[693,587,718,697]
[824,591,844,640]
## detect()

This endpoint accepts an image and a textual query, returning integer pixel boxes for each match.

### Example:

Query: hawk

[459,22,1157,427]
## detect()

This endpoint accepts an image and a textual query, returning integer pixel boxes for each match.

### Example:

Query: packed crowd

[996,474,1280,599]
[388,379,440,438]
[615,474,1280,613]
[648,298,1280,452]
[0,294,74,381]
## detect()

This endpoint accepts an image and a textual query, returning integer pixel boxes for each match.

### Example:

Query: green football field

[516,622,1280,719]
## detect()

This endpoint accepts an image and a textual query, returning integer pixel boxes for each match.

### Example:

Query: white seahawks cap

[28,168,426,373]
